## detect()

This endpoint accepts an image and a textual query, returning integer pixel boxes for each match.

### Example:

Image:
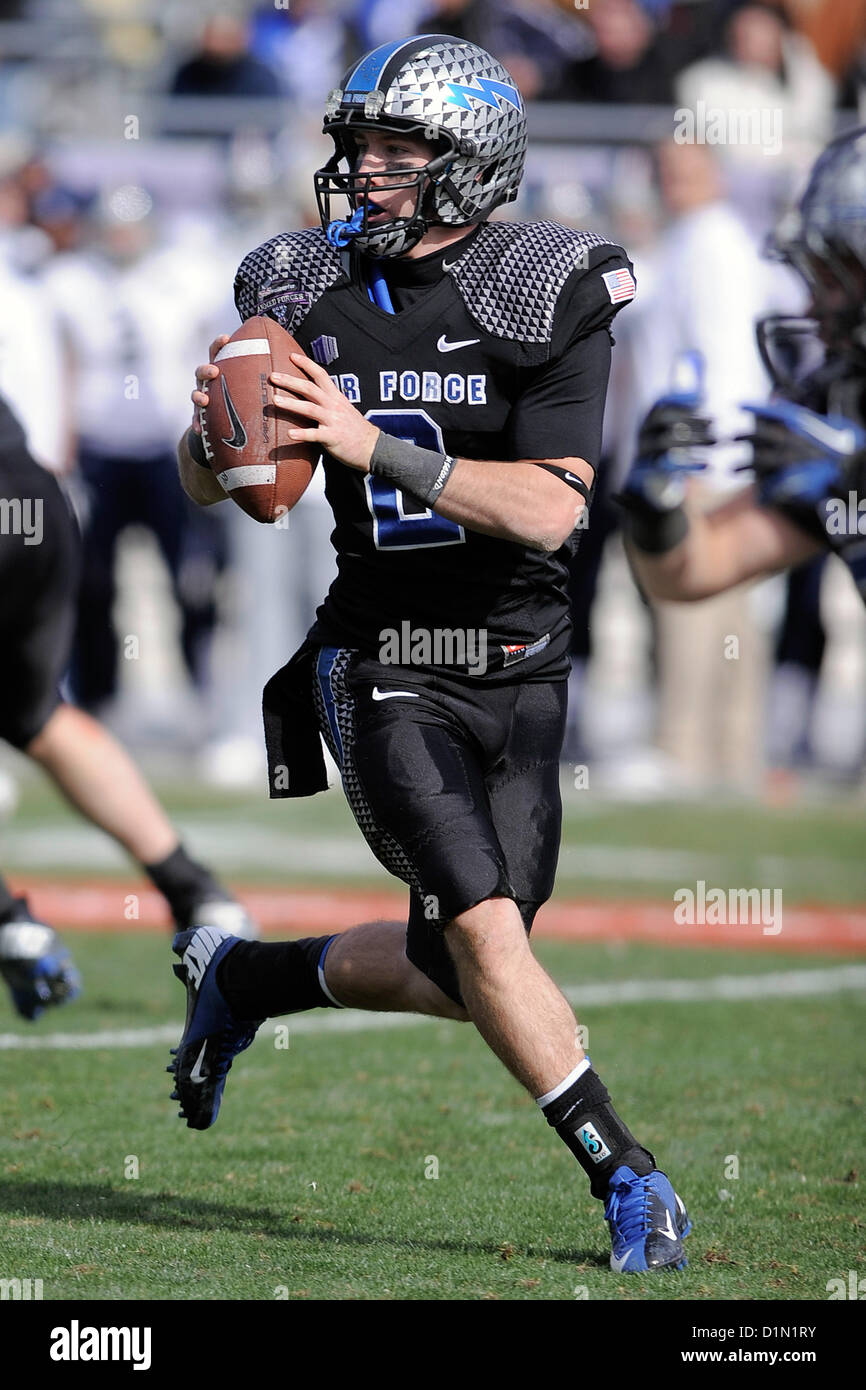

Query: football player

[619,126,866,612]
[0,390,256,1021]
[174,34,691,1274]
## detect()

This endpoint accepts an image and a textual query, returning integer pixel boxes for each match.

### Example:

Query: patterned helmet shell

[315,33,527,257]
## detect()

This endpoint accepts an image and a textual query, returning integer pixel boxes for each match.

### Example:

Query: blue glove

[740,400,866,605]
[615,353,712,552]
[738,400,866,511]
[619,353,712,517]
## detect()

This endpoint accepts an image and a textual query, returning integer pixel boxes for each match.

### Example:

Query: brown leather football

[199,316,318,523]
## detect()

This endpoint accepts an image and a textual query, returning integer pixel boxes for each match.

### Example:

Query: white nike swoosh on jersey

[610,1248,634,1273]
[442,258,458,271]
[371,688,420,701]
[190,1041,208,1084]
[436,335,480,353]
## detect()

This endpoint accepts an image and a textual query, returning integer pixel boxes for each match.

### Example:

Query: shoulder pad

[234,229,344,333]
[446,221,617,345]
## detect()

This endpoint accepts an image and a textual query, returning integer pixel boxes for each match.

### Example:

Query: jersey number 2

[363,410,465,550]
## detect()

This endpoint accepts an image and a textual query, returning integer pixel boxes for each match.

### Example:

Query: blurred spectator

[329,0,592,101]
[676,2,835,169]
[249,0,353,108]
[491,0,595,102]
[41,189,233,715]
[553,0,729,102]
[0,148,68,470]
[169,14,281,100]
[414,0,498,45]
[353,0,430,49]
[839,51,866,118]
[31,183,95,255]
[407,0,588,101]
[568,0,679,104]
[0,249,67,476]
[0,150,76,273]
[0,142,30,245]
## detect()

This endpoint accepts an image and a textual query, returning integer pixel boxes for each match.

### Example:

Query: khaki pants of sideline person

[653,581,769,792]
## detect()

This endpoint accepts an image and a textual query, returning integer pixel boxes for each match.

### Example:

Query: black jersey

[234,219,635,679]
[0,394,28,459]
[0,393,80,748]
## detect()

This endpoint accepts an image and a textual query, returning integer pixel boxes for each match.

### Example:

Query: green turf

[0,934,862,1301]
[4,772,866,903]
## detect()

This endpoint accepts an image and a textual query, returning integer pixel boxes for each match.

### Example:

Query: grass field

[0,778,864,1302]
[4,770,866,902]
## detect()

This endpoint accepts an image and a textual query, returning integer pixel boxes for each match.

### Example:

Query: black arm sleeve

[507,327,612,466]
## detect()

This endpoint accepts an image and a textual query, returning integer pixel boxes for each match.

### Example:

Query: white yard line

[0,965,863,1050]
[2,822,860,886]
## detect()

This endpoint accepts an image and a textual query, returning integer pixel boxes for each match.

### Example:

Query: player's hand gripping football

[190,334,232,433]
[270,353,380,472]
[617,352,712,517]
[737,400,866,511]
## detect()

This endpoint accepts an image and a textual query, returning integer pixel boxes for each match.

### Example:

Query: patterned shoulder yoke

[234,220,616,345]
[234,228,344,333]
[446,220,614,345]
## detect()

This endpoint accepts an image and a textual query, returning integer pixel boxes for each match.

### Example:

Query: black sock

[0,874,18,923]
[143,844,223,927]
[215,935,342,1018]
[540,1063,655,1199]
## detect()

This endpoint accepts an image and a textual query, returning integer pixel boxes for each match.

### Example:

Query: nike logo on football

[371,688,420,701]
[436,335,480,353]
[189,1041,208,1085]
[220,378,247,451]
[610,1248,634,1273]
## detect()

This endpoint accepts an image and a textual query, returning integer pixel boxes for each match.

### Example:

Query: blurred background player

[618,138,774,794]
[618,126,866,657]
[0,324,258,1019]
[38,185,231,719]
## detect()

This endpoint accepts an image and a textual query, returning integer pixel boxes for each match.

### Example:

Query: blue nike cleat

[604,1165,691,1273]
[0,899,82,1021]
[167,926,263,1131]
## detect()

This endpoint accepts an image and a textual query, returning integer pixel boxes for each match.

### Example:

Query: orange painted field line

[10,878,866,955]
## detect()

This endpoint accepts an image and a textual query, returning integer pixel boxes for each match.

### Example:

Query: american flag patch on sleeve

[601,267,636,304]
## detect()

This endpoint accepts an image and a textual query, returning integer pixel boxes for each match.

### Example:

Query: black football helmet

[757,125,866,397]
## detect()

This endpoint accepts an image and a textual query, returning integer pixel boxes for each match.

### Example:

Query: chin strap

[326,206,366,249]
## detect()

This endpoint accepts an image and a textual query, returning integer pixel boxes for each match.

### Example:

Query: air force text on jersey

[329,370,487,406]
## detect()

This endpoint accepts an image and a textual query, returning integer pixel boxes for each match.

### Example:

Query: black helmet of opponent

[757,125,866,398]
